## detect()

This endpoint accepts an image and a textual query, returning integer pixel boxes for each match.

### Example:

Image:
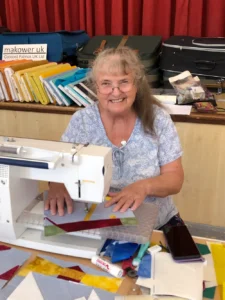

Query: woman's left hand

[104,180,148,212]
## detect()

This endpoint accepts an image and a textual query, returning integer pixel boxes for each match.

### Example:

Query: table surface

[0,230,223,299]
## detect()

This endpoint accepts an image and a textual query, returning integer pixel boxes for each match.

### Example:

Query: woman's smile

[109,97,126,103]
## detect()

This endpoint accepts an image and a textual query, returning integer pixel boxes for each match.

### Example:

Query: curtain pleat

[1,0,225,39]
[5,0,21,31]
[94,0,106,35]
[142,0,173,39]
[38,0,50,32]
[127,0,142,35]
[0,0,7,27]
[111,0,124,35]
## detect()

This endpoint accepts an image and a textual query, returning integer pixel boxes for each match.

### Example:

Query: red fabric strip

[0,265,19,280]
[45,217,122,232]
[0,245,11,251]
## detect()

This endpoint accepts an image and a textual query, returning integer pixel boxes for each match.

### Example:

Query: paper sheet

[203,253,217,282]
[152,253,204,300]
[154,95,176,104]
[163,104,192,115]
[136,252,204,300]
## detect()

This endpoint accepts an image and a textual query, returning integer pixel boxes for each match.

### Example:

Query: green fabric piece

[203,286,216,299]
[196,243,211,255]
[44,225,66,236]
[121,218,137,226]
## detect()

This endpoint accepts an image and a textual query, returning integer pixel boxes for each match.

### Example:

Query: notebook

[13,60,48,102]
[24,63,57,102]
[39,64,75,104]
[0,60,30,101]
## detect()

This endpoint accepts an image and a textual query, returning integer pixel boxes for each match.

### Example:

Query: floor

[186,221,225,241]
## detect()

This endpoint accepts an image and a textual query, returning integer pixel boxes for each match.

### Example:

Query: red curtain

[1,0,225,39]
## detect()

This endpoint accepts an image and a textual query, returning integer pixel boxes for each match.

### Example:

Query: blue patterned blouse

[61,103,182,228]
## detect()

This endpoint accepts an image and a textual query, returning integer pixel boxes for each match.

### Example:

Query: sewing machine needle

[85,203,89,212]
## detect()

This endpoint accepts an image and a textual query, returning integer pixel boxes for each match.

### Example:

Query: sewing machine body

[0,137,112,258]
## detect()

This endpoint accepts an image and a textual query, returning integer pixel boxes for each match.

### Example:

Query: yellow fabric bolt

[81,274,122,293]
[211,243,225,285]
[18,257,63,277]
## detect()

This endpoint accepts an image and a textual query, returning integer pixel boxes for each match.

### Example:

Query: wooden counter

[0,97,225,124]
[0,97,225,227]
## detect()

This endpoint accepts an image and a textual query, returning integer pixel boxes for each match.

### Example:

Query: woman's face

[95,67,137,116]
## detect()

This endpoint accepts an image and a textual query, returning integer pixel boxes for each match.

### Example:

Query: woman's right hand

[45,183,74,216]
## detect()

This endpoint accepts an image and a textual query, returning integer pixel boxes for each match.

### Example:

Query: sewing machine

[0,136,112,258]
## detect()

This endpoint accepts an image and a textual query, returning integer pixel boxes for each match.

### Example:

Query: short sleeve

[61,111,88,144]
[154,106,183,166]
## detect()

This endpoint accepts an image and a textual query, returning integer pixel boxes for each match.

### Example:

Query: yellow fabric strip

[18,257,63,277]
[81,274,122,293]
[84,204,97,221]
[18,256,122,293]
[211,243,225,285]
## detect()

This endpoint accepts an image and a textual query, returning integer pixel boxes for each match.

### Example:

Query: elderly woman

[46,47,184,229]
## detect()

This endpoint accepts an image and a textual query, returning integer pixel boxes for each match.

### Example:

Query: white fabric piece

[7,273,43,300]
[88,290,100,300]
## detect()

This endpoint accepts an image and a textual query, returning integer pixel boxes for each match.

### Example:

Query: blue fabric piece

[111,242,140,263]
[101,240,140,263]
[103,241,117,258]
[99,239,115,255]
[137,253,151,278]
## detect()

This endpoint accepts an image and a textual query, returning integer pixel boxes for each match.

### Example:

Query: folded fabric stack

[0,60,97,106]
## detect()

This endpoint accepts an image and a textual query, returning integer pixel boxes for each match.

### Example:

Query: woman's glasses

[96,79,134,95]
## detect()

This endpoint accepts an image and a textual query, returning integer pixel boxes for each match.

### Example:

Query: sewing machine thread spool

[0,146,22,155]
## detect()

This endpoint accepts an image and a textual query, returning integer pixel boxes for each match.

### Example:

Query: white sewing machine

[0,136,112,258]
